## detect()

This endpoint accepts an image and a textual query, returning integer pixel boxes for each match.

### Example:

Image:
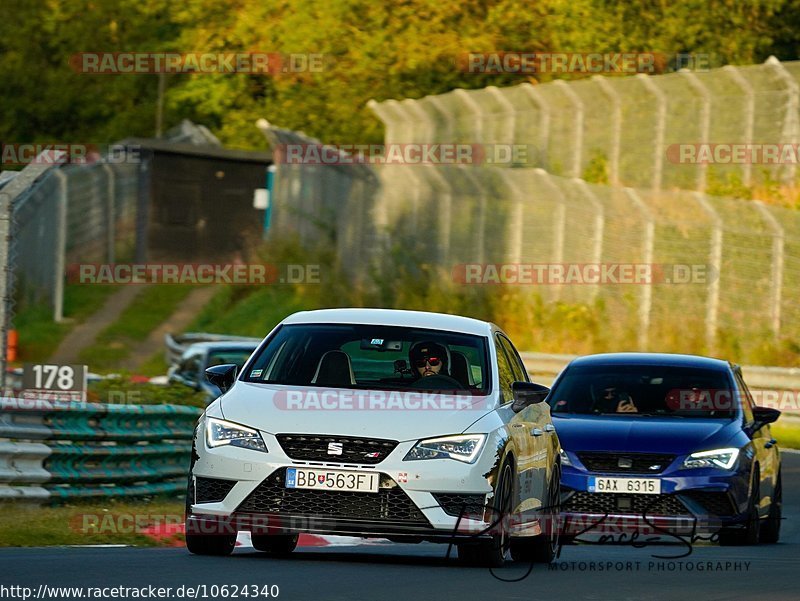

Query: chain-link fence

[1,152,148,386]
[261,58,800,360]
[256,119,382,284]
[369,57,800,193]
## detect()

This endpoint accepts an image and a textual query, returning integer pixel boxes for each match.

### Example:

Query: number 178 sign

[22,363,87,401]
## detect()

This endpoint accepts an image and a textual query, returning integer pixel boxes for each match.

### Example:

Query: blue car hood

[553,414,741,456]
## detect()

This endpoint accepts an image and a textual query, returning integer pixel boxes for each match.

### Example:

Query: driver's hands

[616,399,638,413]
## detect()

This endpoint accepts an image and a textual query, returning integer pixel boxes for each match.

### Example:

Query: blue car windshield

[548,365,736,418]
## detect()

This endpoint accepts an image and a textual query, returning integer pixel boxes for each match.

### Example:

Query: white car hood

[220,382,496,442]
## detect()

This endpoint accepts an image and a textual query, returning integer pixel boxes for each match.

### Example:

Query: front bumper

[560,463,750,535]
[189,428,530,540]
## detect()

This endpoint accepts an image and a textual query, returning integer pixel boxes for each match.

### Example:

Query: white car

[185,308,561,566]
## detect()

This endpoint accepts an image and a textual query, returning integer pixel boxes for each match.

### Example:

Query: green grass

[13,284,118,364]
[772,422,800,450]
[78,285,199,371]
[0,499,185,547]
[188,285,311,337]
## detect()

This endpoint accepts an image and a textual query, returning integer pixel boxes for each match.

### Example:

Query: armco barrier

[0,399,201,502]
[521,352,800,408]
[165,332,262,367]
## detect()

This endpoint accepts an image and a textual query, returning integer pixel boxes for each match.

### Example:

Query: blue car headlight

[404,434,486,463]
[205,417,267,453]
[683,448,739,470]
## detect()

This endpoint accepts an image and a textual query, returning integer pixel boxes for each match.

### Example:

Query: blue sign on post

[264,164,276,235]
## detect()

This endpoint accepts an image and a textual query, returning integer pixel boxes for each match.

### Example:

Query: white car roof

[281,308,494,337]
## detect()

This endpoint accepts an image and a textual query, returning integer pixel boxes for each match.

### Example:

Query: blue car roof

[567,352,731,372]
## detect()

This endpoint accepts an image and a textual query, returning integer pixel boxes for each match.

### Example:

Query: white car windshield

[242,324,490,394]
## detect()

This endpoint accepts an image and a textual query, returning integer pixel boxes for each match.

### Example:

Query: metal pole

[53,170,68,323]
[692,192,723,349]
[573,178,606,303]
[554,80,584,178]
[535,168,567,301]
[520,83,551,169]
[754,201,785,337]
[722,65,754,187]
[765,56,799,184]
[592,76,621,185]
[680,70,712,192]
[636,74,666,192]
[624,188,655,349]
[102,164,116,263]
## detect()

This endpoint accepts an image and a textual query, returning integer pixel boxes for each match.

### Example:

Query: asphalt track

[2,453,799,601]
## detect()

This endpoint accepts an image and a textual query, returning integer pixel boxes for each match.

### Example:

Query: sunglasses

[414,356,441,368]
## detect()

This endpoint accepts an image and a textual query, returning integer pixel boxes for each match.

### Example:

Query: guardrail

[164,332,263,367]
[521,352,800,400]
[0,400,201,502]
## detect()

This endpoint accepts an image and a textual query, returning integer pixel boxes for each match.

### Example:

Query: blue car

[548,353,782,545]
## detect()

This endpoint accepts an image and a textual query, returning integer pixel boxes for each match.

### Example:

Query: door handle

[765,439,777,449]
[544,424,556,433]
[531,428,544,437]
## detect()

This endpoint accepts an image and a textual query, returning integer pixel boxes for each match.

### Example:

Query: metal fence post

[454,89,484,142]
[624,188,654,349]
[520,83,550,168]
[486,86,516,144]
[553,80,584,178]
[680,70,712,192]
[53,170,68,323]
[636,74,666,192]
[692,192,723,348]
[592,76,621,185]
[0,191,11,389]
[722,65,755,187]
[535,169,566,300]
[765,56,799,184]
[754,201,785,337]
[102,164,116,263]
[458,166,487,264]
[573,179,605,302]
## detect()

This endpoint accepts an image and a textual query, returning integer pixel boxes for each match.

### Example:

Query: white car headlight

[683,448,739,470]
[206,417,267,453]
[559,448,573,467]
[404,434,486,463]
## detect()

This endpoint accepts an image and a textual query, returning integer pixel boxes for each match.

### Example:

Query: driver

[409,341,449,379]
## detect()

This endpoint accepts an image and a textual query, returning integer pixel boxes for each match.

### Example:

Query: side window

[494,336,515,403]
[498,335,529,383]
[735,371,755,424]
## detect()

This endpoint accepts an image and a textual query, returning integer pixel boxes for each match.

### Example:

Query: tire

[511,465,561,563]
[185,531,237,556]
[759,471,782,544]
[251,534,299,555]
[458,461,514,567]
[720,471,760,546]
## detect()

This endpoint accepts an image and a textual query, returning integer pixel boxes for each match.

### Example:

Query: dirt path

[118,286,218,371]
[49,286,146,364]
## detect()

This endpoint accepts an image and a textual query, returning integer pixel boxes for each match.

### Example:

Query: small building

[124,122,272,261]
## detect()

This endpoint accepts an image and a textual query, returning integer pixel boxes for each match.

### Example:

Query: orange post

[6,329,17,362]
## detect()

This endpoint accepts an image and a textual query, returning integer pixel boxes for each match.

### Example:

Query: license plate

[588,477,661,494]
[285,468,379,493]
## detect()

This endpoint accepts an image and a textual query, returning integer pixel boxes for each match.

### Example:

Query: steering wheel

[409,373,466,391]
